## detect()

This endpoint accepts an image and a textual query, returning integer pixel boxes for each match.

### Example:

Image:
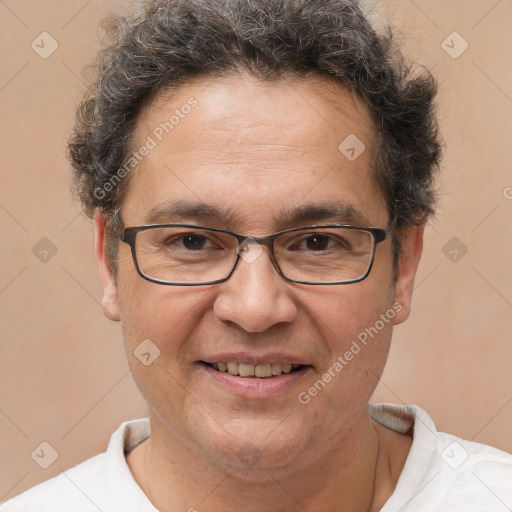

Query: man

[2,0,511,510]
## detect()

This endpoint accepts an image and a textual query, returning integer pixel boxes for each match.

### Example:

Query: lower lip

[199,363,312,398]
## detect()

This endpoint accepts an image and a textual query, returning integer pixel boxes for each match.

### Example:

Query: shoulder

[372,403,512,512]
[0,418,153,512]
[437,431,512,505]
[0,454,107,512]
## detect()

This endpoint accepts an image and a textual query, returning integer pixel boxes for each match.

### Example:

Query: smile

[205,362,303,378]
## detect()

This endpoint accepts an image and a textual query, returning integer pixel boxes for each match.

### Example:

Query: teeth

[238,363,255,377]
[255,364,272,378]
[227,362,239,375]
[210,362,301,378]
[271,363,282,375]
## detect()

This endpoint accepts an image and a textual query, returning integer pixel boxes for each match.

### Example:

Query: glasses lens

[134,227,238,284]
[275,227,374,283]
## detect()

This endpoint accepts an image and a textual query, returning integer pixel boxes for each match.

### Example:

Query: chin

[193,417,312,475]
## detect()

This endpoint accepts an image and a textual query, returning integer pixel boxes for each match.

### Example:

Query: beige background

[1,0,511,500]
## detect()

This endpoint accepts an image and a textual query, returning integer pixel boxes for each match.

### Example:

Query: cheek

[116,278,213,415]
[116,268,211,361]
[302,279,395,399]
[308,276,394,348]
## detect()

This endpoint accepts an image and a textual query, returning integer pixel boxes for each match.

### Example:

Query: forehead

[123,73,386,229]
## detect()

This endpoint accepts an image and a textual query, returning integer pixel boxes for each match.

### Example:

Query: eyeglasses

[120,221,395,286]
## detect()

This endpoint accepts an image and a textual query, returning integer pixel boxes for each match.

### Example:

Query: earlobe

[392,224,425,326]
[94,210,121,322]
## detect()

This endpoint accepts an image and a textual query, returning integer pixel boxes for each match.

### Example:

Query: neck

[128,406,404,512]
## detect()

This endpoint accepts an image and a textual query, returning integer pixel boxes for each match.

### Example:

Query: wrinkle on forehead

[136,71,376,147]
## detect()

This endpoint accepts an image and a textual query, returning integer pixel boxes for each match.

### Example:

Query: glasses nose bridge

[233,232,281,274]
[236,233,276,251]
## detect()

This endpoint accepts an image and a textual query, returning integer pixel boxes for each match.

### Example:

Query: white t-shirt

[2,404,511,511]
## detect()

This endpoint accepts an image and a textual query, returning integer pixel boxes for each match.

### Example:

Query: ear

[392,224,424,325]
[94,210,121,322]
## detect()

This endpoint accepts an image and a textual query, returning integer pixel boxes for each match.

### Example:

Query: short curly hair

[68,0,441,266]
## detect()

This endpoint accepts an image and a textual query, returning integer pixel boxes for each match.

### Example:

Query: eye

[303,234,332,251]
[282,229,359,255]
[175,233,212,250]
[289,233,347,252]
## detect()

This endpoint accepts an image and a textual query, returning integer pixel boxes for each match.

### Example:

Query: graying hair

[68,0,442,266]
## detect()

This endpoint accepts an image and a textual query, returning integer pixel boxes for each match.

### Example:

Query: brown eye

[305,234,331,251]
[179,234,209,250]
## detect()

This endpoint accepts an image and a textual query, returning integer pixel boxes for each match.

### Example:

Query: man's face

[97,74,420,471]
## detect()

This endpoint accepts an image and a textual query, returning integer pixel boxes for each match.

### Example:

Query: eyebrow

[143,200,239,225]
[276,203,372,228]
[142,200,373,228]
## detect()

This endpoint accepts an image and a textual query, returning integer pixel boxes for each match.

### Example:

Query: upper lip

[200,352,312,366]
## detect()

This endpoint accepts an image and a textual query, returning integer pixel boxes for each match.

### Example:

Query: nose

[213,244,299,333]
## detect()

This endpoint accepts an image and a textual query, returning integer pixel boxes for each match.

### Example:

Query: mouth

[198,358,313,397]
[201,361,305,378]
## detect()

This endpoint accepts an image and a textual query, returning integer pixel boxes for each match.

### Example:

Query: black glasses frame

[120,220,395,286]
